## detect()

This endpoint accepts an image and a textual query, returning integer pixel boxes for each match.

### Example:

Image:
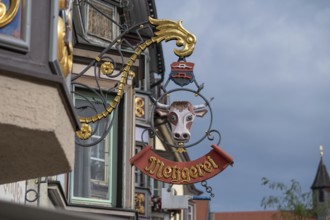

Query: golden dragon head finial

[149,17,196,57]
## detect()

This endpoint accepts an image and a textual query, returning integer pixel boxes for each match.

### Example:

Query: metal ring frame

[150,87,221,149]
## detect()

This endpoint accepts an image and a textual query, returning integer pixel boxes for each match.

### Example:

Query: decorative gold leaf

[149,17,196,57]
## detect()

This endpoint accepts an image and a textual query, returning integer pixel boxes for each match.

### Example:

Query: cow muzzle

[173,132,191,143]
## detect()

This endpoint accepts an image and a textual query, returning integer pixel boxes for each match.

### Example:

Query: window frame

[86,0,116,41]
[0,0,31,53]
[69,87,118,207]
[134,144,150,188]
[73,0,120,46]
[187,204,194,220]
[150,178,168,198]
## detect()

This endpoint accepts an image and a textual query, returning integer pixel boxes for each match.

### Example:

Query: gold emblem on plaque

[135,97,145,118]
[134,193,145,214]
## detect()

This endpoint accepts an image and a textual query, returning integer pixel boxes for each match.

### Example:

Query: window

[135,126,150,188]
[70,89,118,206]
[187,204,194,220]
[151,179,168,197]
[319,189,324,202]
[83,0,119,45]
[135,145,149,188]
[150,179,168,212]
[73,0,120,46]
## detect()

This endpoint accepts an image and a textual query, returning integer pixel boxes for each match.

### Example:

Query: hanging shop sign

[68,11,234,193]
[130,145,233,184]
[129,17,234,189]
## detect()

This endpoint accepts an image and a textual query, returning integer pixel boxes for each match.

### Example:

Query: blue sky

[155,0,330,212]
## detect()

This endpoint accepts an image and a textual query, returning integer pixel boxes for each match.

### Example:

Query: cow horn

[156,102,170,110]
[193,102,207,110]
[149,96,170,109]
[193,97,213,110]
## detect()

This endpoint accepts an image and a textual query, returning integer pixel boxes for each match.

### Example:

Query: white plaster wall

[0,74,75,184]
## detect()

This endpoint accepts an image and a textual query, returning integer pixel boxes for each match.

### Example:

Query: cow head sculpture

[156,101,208,143]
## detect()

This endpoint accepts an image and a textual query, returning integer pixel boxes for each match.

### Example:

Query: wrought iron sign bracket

[71,8,234,198]
[131,20,234,199]
[74,16,197,144]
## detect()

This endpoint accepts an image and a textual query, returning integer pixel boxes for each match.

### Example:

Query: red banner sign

[130,145,233,184]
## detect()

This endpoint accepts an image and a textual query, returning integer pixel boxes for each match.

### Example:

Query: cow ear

[195,109,208,117]
[156,109,169,117]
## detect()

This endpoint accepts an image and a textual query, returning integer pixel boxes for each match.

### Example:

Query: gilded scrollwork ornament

[57,0,73,78]
[100,61,114,76]
[149,17,196,57]
[0,0,20,28]
[0,1,7,20]
[75,16,197,140]
[76,123,92,140]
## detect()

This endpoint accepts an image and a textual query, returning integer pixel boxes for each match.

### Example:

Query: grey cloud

[156,0,330,212]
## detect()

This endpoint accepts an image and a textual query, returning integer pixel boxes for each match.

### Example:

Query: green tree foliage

[260,177,315,220]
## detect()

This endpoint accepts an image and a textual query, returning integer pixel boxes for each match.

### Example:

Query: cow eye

[187,115,193,121]
[168,113,178,124]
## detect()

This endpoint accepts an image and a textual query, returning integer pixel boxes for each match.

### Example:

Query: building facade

[0,0,207,219]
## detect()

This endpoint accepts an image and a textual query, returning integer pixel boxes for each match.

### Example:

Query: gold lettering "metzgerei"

[144,156,219,183]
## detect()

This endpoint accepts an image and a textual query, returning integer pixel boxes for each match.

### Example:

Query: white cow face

[156,101,208,143]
